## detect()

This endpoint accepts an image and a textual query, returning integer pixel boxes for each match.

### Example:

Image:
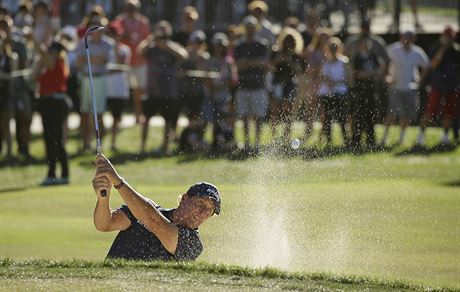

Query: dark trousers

[352,83,376,147]
[320,93,348,143]
[39,97,69,178]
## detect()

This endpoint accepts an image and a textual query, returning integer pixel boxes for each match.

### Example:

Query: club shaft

[85,47,102,151]
[85,30,106,197]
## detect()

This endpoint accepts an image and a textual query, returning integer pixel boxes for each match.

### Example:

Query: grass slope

[0,259,456,291]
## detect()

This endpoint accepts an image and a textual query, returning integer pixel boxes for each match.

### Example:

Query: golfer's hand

[95,154,122,185]
[92,176,111,198]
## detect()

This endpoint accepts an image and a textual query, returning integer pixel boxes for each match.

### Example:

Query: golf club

[84,25,107,197]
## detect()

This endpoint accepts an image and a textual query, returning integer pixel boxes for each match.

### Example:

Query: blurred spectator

[345,18,390,70]
[32,1,54,46]
[14,1,34,29]
[381,31,429,145]
[106,20,131,152]
[138,20,188,154]
[56,25,79,112]
[302,27,331,141]
[345,18,390,124]
[417,27,460,145]
[0,14,32,159]
[247,0,276,47]
[115,0,150,124]
[234,15,270,150]
[35,41,70,185]
[76,14,113,152]
[318,37,352,144]
[270,27,304,142]
[351,37,385,148]
[172,6,199,47]
[77,5,107,38]
[207,32,237,152]
[179,116,208,153]
[0,29,18,159]
[225,24,242,60]
[179,30,209,122]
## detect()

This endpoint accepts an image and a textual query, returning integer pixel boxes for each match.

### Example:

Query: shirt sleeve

[118,205,137,224]
[174,226,203,261]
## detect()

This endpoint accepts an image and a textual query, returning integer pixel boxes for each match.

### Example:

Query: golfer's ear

[179,193,188,203]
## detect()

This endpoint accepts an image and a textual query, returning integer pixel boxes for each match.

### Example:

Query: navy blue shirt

[234,38,269,89]
[428,42,460,90]
[145,44,181,99]
[106,204,203,261]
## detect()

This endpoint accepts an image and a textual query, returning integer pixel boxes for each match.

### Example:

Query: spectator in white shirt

[381,31,429,145]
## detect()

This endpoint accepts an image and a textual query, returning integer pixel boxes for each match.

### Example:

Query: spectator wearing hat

[106,21,131,152]
[270,27,304,143]
[417,27,460,145]
[381,31,429,146]
[35,40,71,185]
[247,0,276,47]
[178,30,209,122]
[138,20,188,154]
[172,6,200,47]
[207,32,237,152]
[93,153,221,261]
[234,15,270,150]
[75,14,114,152]
[115,0,150,124]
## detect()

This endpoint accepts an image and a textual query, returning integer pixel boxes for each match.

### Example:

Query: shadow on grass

[395,143,458,156]
[0,186,29,194]
[0,156,46,168]
[175,143,398,163]
[2,143,399,168]
[441,180,460,187]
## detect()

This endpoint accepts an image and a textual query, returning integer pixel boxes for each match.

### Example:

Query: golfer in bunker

[92,154,221,261]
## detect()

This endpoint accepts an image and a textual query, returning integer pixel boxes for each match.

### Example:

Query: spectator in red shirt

[416,27,460,145]
[36,41,70,185]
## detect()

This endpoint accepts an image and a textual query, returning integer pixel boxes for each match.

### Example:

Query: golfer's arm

[116,182,179,254]
[93,198,130,232]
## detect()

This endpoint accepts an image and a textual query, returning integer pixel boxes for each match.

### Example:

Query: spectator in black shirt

[351,37,385,148]
[234,15,270,150]
[270,27,304,142]
[172,6,199,47]
[93,154,221,261]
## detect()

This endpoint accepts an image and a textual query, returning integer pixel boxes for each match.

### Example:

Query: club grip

[100,189,107,197]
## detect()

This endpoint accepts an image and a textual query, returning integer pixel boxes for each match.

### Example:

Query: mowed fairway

[1,120,459,290]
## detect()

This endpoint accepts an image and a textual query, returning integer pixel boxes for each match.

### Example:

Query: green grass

[0,259,455,291]
[1,120,459,290]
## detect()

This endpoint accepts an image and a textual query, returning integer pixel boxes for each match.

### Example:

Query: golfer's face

[182,196,215,229]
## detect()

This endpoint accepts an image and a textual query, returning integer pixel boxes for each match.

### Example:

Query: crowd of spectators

[0,0,459,186]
